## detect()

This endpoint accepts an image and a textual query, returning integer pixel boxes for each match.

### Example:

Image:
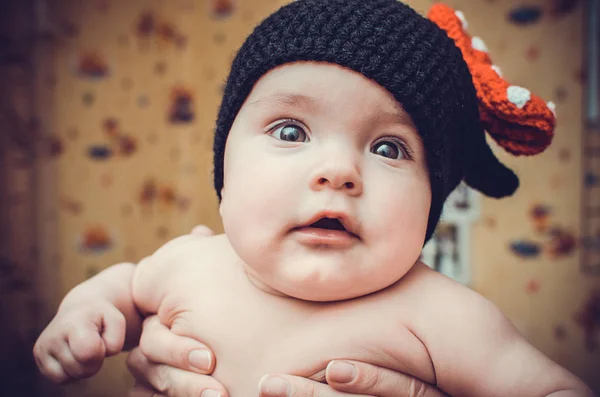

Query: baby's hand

[33,298,126,384]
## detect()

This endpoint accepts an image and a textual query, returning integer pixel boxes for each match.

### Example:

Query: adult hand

[259,362,448,397]
[127,317,447,397]
[127,316,226,397]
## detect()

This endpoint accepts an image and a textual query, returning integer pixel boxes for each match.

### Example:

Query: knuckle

[114,310,126,327]
[107,304,125,321]
[292,379,317,397]
[72,340,103,363]
[185,384,207,397]
[307,381,318,397]
[358,367,380,390]
[408,377,427,397]
[47,362,68,383]
[126,349,144,372]
[375,369,389,389]
[36,359,50,377]
[153,366,171,394]
[143,315,157,328]
[65,364,86,379]
[175,347,189,369]
[138,335,152,358]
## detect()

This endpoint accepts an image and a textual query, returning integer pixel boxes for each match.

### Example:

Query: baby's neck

[243,268,289,298]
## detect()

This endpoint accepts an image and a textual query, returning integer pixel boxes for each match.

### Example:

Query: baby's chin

[249,270,398,302]
[240,251,414,302]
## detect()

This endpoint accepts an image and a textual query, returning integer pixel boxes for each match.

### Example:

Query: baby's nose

[309,154,363,196]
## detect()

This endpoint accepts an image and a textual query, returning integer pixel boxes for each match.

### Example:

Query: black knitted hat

[213,0,520,243]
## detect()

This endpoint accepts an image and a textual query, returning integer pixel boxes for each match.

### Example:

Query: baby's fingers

[67,304,125,359]
[100,304,126,356]
[34,350,69,384]
[67,321,107,364]
[34,332,70,384]
[51,344,102,380]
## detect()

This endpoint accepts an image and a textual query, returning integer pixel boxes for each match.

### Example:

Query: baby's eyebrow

[371,106,416,129]
[247,92,319,112]
[367,99,414,127]
[247,91,416,131]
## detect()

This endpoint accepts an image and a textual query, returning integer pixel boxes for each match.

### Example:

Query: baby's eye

[371,139,409,160]
[270,123,309,143]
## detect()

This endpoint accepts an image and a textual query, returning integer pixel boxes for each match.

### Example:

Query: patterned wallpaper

[1,0,598,396]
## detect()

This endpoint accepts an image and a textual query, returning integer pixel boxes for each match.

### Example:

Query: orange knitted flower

[428,4,556,156]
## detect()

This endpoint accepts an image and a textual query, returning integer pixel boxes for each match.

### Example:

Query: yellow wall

[26,0,598,395]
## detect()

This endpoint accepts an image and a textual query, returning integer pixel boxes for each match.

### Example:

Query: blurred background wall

[0,0,598,396]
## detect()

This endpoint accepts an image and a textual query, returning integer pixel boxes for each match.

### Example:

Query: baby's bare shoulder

[148,233,234,271]
[133,235,234,297]
[391,262,506,335]
[133,234,238,314]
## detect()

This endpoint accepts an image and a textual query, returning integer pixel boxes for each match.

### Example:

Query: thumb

[326,360,449,397]
[139,316,215,374]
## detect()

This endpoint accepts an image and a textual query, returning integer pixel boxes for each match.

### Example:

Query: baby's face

[220,62,431,301]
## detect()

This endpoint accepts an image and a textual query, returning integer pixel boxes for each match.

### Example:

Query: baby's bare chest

[159,265,434,396]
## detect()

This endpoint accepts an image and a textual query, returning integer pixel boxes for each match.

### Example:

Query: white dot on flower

[507,86,531,109]
[491,65,503,77]
[455,10,468,30]
[547,101,556,115]
[472,37,488,53]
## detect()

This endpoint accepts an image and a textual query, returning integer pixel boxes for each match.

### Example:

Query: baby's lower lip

[292,227,358,248]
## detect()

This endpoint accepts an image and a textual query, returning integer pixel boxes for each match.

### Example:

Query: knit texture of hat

[212,0,519,243]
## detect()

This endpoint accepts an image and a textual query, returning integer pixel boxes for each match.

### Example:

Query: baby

[34,1,595,396]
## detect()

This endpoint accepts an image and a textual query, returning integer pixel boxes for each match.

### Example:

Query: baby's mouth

[294,216,360,241]
[309,217,347,232]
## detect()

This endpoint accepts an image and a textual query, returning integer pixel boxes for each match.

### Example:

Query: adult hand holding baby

[126,315,447,397]
[126,225,447,397]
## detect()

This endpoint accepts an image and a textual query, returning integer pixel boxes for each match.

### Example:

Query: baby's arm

[414,272,594,396]
[34,262,143,383]
[131,234,202,316]
[34,227,214,384]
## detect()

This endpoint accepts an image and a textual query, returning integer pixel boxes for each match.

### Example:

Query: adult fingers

[139,316,215,374]
[326,360,448,397]
[126,347,228,397]
[258,374,372,397]
[128,381,167,397]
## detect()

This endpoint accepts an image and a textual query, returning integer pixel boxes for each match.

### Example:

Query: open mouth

[293,215,359,247]
[309,217,347,231]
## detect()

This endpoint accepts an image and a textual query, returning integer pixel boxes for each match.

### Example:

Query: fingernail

[188,349,212,371]
[259,375,291,397]
[327,360,357,384]
[200,390,220,397]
